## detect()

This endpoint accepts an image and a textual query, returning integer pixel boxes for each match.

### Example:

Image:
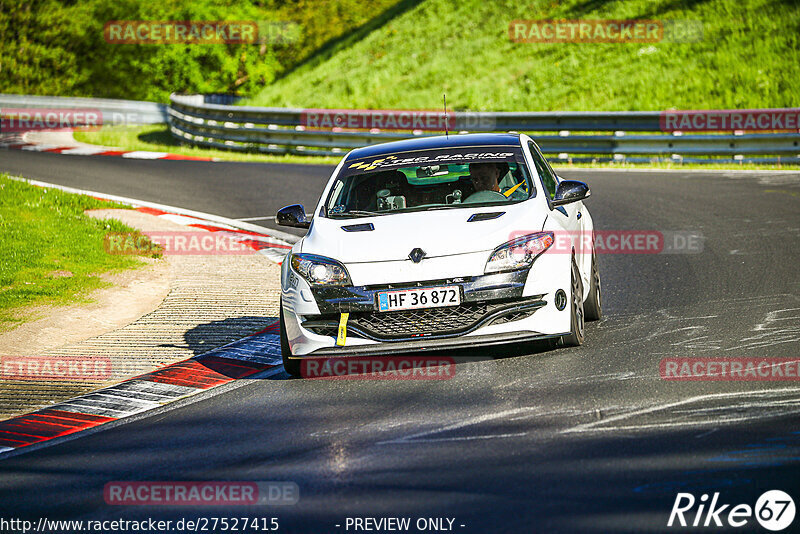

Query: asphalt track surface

[1,150,800,532]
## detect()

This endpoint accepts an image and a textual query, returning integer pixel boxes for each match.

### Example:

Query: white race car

[277,133,601,376]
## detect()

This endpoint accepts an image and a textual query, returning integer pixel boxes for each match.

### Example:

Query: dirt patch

[47,270,74,278]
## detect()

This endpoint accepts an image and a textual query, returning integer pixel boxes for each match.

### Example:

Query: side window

[326,178,345,213]
[527,140,557,200]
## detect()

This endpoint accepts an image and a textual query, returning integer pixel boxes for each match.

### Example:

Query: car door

[527,140,587,276]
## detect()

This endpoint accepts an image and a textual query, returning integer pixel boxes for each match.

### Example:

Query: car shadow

[153,315,278,356]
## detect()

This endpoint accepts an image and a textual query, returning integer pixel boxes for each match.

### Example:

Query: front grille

[350,302,510,340]
[302,296,546,341]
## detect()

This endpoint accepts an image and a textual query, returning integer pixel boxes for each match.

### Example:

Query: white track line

[378,407,539,445]
[563,387,800,434]
[60,146,113,156]
[20,144,62,152]
[121,151,169,159]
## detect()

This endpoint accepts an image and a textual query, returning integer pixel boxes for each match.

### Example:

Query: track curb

[0,178,298,459]
[0,131,218,161]
[0,325,284,460]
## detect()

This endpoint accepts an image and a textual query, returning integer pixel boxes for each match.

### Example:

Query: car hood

[301,205,546,263]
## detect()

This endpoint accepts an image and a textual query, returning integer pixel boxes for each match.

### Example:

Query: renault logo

[409,248,426,263]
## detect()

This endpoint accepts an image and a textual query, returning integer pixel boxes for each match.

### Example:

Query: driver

[468,162,502,193]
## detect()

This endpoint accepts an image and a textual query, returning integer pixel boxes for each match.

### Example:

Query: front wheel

[559,260,585,347]
[279,301,301,377]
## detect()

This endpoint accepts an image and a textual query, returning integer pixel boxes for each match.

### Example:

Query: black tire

[560,260,585,347]
[279,301,302,378]
[584,250,602,321]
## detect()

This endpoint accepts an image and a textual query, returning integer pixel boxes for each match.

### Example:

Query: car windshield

[325,145,534,218]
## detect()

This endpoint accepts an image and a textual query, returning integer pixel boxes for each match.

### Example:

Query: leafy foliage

[0,0,399,101]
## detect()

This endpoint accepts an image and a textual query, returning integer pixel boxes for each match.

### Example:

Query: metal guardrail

[2,93,798,163]
[168,94,800,163]
[0,93,167,125]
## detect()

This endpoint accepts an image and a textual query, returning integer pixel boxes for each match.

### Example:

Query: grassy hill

[248,0,800,111]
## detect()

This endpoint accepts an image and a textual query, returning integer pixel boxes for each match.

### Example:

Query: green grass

[73,125,341,165]
[0,175,159,331]
[248,0,800,111]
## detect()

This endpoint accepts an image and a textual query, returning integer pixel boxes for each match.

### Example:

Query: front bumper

[308,268,530,314]
[309,331,562,357]
[303,295,546,342]
[283,266,571,356]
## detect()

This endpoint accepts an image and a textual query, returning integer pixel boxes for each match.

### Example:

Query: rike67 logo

[668,490,795,531]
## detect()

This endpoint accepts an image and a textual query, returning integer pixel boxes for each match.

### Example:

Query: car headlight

[485,231,554,274]
[290,253,351,286]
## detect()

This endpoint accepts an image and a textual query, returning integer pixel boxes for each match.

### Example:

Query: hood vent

[341,223,375,232]
[467,212,505,222]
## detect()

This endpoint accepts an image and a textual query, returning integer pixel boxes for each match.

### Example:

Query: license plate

[377,286,460,312]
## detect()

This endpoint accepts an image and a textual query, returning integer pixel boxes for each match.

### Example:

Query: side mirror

[276,204,310,229]
[552,180,590,206]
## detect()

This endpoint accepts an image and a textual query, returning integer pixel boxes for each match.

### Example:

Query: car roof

[345,133,522,161]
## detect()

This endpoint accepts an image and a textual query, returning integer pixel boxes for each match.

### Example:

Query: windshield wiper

[329,210,381,218]
[426,204,465,210]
